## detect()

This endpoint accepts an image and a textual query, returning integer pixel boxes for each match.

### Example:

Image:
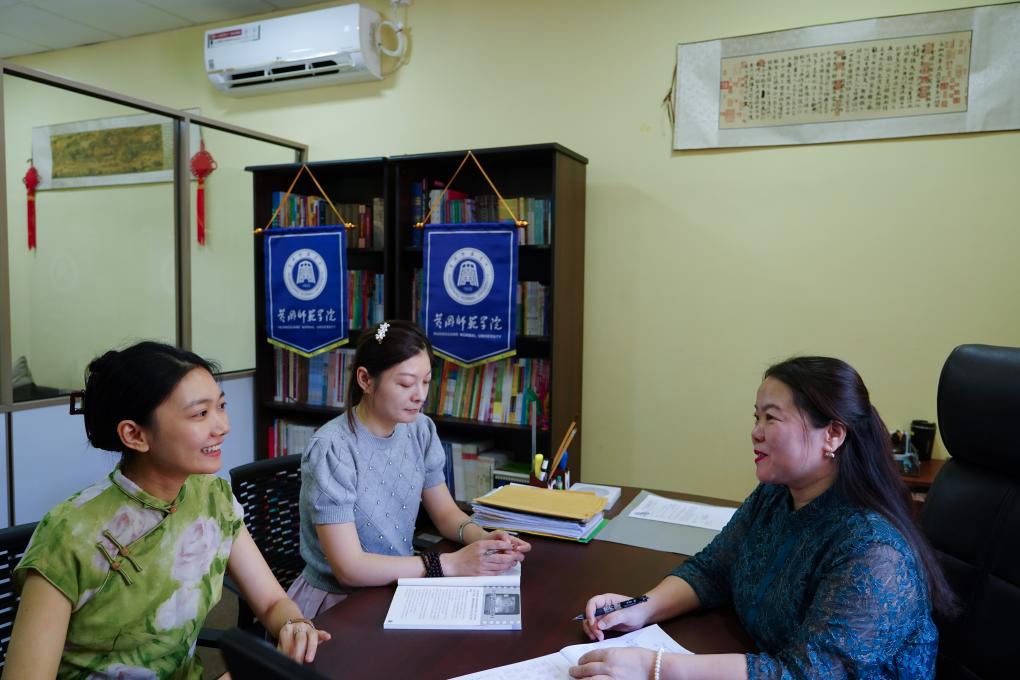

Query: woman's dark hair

[82,341,218,458]
[764,356,957,618]
[346,320,433,433]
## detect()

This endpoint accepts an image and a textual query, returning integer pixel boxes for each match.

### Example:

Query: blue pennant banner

[424,223,518,367]
[265,227,348,358]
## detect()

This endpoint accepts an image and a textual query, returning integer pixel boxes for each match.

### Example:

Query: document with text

[628,493,736,531]
[448,624,690,679]
[383,563,522,630]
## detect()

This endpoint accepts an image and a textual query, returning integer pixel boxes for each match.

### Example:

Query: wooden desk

[900,459,945,517]
[309,488,754,679]
[900,458,945,492]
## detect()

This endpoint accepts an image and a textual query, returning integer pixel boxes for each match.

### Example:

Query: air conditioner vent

[204,4,382,96]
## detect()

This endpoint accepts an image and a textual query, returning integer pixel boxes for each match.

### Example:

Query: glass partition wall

[0,62,306,406]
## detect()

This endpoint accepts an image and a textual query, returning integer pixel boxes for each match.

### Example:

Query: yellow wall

[9,0,1019,501]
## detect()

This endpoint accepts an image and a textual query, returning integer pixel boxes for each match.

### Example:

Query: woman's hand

[487,529,531,556]
[276,619,332,664]
[580,593,650,642]
[440,535,525,576]
[568,647,657,679]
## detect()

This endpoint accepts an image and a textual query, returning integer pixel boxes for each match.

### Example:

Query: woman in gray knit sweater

[289,321,530,616]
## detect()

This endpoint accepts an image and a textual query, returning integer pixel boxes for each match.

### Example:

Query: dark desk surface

[309,487,755,679]
[900,458,945,491]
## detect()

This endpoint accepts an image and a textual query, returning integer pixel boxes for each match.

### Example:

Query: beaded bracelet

[653,646,664,680]
[420,551,444,577]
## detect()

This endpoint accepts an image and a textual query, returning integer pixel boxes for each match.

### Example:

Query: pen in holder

[529,465,567,490]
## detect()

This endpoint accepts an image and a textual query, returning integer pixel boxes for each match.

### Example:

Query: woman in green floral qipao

[3,342,330,680]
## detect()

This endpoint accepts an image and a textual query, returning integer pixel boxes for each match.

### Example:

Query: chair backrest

[219,627,328,680]
[920,344,1020,680]
[230,455,304,589]
[0,522,38,669]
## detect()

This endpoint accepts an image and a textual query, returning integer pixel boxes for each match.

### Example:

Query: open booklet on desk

[449,624,690,679]
[383,562,522,630]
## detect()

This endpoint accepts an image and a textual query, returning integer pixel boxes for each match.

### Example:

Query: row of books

[271,191,385,249]
[408,179,553,246]
[424,357,550,426]
[410,271,550,337]
[348,270,385,329]
[266,418,317,459]
[273,346,355,407]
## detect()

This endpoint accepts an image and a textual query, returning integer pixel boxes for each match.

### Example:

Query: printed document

[383,563,522,630]
[448,624,690,679]
[628,493,736,531]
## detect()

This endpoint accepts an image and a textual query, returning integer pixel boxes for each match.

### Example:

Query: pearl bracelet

[653,646,664,680]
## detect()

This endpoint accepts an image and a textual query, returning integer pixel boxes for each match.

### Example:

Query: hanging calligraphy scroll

[673,2,1020,149]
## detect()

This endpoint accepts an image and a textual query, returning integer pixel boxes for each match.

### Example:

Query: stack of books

[469,484,607,542]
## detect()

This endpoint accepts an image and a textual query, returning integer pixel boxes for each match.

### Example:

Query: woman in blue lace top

[571,357,956,680]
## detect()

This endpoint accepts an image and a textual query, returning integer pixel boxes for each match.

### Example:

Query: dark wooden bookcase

[248,144,586,479]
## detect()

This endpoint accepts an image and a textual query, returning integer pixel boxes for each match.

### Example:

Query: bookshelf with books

[249,158,391,459]
[393,144,586,485]
[249,145,586,485]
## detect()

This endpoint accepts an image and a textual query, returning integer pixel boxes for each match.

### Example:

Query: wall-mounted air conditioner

[204,4,382,96]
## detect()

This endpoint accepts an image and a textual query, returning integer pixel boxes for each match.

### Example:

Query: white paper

[557,624,691,665]
[385,563,523,630]
[628,493,736,532]
[448,625,690,679]
[387,584,486,628]
[569,483,622,511]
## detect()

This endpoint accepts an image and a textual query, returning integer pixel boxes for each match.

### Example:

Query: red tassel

[23,162,40,251]
[196,178,206,245]
[189,140,217,246]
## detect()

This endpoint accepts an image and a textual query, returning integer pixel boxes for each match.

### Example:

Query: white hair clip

[375,322,390,344]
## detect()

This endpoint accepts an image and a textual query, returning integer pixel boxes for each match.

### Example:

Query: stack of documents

[470,484,607,542]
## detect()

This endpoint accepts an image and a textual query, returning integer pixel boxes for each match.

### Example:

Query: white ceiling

[0,0,329,58]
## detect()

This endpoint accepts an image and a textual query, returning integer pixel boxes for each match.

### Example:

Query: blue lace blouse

[671,483,937,679]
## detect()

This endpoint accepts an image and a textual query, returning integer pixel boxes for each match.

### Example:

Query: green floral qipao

[15,469,244,679]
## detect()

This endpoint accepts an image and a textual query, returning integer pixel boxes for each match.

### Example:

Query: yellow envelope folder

[474,485,606,522]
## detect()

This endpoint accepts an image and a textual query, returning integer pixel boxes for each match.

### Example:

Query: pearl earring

[824,450,836,459]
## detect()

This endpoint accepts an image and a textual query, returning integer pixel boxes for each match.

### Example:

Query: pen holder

[530,468,568,490]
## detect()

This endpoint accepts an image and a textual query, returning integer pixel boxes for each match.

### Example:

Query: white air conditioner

[204,4,382,96]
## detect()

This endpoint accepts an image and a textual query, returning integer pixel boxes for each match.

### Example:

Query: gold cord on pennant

[256,164,355,234]
[414,151,528,229]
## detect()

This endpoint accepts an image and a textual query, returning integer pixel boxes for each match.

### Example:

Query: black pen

[571,595,649,621]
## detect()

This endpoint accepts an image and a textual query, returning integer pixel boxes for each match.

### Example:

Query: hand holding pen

[577,593,651,642]
[572,595,648,621]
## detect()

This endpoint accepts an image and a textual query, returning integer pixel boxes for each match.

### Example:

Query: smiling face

[752,377,840,507]
[358,350,432,435]
[131,367,230,480]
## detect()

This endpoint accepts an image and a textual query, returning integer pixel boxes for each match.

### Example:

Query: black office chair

[0,522,37,670]
[920,344,1020,680]
[219,627,328,680]
[230,455,305,629]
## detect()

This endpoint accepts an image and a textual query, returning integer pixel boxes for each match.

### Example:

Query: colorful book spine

[424,357,549,426]
[272,347,355,407]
